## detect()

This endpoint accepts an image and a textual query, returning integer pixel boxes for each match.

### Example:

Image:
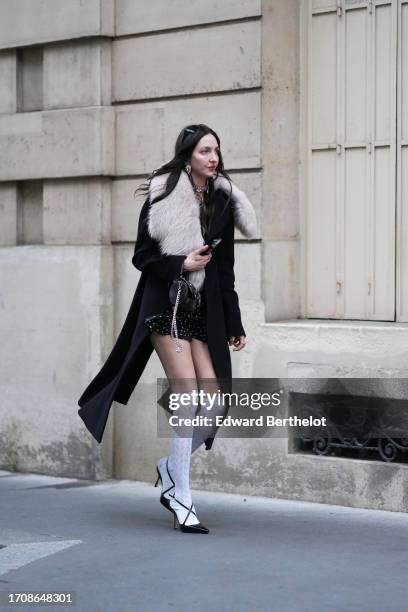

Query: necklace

[191,181,207,207]
[192,183,207,194]
[187,170,208,209]
[192,184,207,236]
[193,185,207,208]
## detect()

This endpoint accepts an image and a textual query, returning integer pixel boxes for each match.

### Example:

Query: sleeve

[132,197,187,283]
[215,207,246,340]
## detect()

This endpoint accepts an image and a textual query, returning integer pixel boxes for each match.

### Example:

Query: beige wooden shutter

[304,0,397,320]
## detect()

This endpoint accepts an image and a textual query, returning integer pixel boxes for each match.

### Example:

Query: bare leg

[150,331,197,382]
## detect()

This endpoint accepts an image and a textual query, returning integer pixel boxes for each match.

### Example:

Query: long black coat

[77,188,247,448]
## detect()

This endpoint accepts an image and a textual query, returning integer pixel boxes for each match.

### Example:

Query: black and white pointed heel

[168,495,210,534]
[154,459,175,513]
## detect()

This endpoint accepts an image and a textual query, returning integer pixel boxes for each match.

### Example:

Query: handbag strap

[179,258,186,278]
[170,279,183,353]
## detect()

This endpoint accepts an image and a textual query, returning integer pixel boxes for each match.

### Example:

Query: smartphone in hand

[202,237,222,256]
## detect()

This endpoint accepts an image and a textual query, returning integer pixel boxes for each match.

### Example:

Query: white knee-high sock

[168,432,193,505]
[167,397,200,526]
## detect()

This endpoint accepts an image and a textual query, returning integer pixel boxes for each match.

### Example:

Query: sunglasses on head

[182,125,202,141]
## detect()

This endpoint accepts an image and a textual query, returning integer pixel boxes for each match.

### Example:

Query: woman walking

[78,123,257,534]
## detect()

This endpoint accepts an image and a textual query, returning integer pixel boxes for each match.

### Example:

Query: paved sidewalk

[0,469,407,611]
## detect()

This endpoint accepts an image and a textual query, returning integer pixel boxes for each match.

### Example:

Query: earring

[185,163,192,176]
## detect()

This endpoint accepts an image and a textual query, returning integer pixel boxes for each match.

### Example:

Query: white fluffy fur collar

[147,170,257,291]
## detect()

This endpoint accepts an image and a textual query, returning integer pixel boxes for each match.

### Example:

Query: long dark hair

[134,124,233,225]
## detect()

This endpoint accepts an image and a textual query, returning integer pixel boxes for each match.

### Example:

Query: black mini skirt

[144,293,207,343]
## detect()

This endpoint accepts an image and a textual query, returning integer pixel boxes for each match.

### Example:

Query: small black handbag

[168,260,202,352]
[168,260,201,314]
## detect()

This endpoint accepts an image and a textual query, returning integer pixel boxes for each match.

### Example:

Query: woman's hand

[228,336,246,351]
[183,245,212,272]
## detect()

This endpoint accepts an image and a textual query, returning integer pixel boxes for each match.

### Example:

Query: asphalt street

[0,469,407,612]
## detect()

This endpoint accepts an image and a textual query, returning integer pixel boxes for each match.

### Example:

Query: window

[302,0,407,321]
